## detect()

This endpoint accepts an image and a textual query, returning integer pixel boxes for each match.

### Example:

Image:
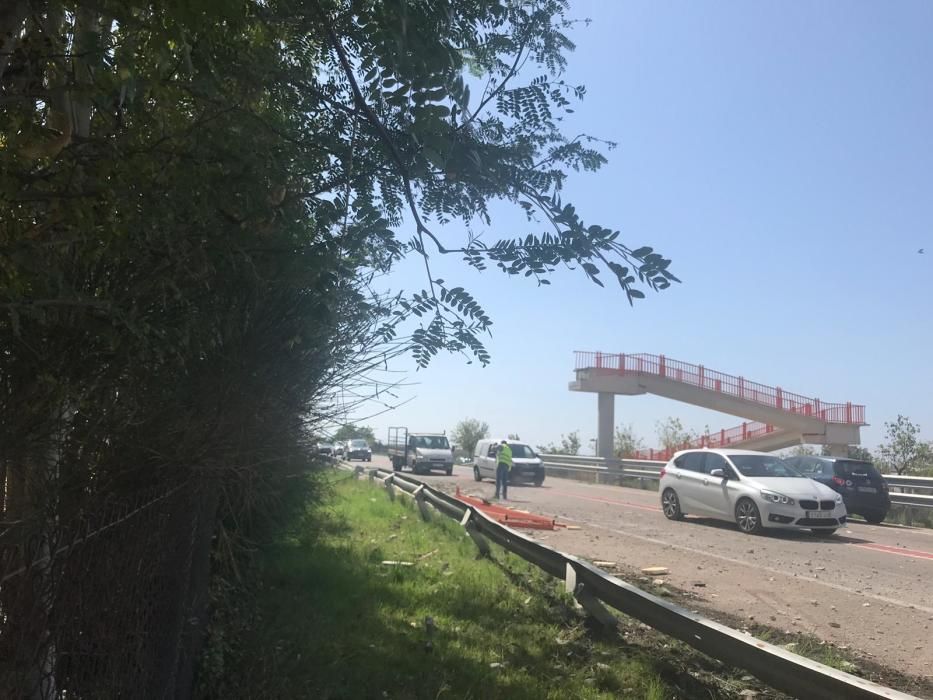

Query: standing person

[495,440,513,500]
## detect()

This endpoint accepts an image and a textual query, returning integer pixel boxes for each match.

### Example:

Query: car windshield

[728,455,802,478]
[413,436,450,449]
[350,440,368,448]
[509,444,537,459]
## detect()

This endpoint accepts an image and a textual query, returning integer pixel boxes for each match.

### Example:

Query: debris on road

[641,566,669,576]
[593,560,616,568]
[455,488,567,530]
[381,560,414,567]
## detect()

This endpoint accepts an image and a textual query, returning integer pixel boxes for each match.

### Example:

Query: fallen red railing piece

[454,488,566,530]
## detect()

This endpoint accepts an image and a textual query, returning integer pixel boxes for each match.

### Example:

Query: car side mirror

[709,468,726,479]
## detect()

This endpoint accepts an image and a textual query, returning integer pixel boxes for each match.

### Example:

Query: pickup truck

[387,427,454,475]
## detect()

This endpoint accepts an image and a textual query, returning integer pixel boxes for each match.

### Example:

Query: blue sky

[343,0,933,453]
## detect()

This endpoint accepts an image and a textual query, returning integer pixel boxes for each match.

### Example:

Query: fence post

[659,355,666,377]
[742,422,748,440]
[619,353,626,375]
[776,387,782,409]
[846,402,852,423]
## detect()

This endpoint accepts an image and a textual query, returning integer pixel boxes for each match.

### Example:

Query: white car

[659,448,846,536]
[472,439,545,486]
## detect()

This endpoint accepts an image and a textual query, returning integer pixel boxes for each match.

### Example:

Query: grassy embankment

[205,472,787,699]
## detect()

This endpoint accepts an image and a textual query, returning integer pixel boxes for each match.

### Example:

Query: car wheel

[533,476,545,487]
[735,498,763,534]
[446,467,453,476]
[863,511,886,524]
[392,459,401,472]
[473,466,482,482]
[661,489,684,521]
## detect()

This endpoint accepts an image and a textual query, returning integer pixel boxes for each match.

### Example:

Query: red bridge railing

[629,421,785,461]
[575,351,866,425]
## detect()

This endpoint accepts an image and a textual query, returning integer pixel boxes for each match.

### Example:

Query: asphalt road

[356,455,933,680]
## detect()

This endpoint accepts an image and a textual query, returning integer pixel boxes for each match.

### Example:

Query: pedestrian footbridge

[570,352,866,460]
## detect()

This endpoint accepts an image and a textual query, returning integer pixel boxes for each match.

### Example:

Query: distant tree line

[536,415,933,474]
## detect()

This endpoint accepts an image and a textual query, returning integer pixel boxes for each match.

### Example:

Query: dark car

[786,456,890,524]
[346,439,372,462]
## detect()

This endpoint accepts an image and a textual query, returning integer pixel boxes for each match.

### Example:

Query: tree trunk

[0,0,28,80]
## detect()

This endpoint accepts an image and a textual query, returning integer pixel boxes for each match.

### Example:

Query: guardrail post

[574,582,618,628]
[564,561,578,595]
[385,474,396,501]
[462,512,491,557]
[353,465,364,479]
[413,485,431,521]
[368,469,378,482]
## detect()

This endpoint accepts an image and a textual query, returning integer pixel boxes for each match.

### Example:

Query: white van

[473,439,545,486]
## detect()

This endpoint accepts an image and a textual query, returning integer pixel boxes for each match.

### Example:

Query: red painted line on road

[849,542,933,561]
[552,490,662,513]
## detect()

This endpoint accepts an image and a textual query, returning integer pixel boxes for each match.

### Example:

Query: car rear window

[674,452,706,472]
[833,460,881,479]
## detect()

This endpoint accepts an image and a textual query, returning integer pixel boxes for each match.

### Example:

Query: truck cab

[387,427,454,475]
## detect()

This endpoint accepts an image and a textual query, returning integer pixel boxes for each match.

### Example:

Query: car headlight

[760,490,795,505]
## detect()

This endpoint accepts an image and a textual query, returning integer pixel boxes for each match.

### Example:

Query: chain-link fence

[0,479,218,699]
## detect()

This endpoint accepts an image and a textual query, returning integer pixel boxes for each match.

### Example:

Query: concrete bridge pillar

[597,392,614,459]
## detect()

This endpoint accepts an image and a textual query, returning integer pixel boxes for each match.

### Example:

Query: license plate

[807,511,833,519]
[858,487,877,493]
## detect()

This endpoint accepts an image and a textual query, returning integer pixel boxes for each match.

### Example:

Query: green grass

[204,473,777,699]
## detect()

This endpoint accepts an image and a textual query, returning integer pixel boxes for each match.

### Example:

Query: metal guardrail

[350,465,916,700]
[539,455,933,509]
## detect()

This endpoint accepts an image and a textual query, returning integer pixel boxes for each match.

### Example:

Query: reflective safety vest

[497,443,513,469]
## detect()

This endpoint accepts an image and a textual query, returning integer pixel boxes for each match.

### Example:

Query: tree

[333,425,377,444]
[876,416,933,475]
[614,424,644,458]
[452,418,489,458]
[507,433,521,441]
[820,444,873,461]
[539,431,581,455]
[656,418,697,452]
[789,444,816,457]
[0,3,678,692]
